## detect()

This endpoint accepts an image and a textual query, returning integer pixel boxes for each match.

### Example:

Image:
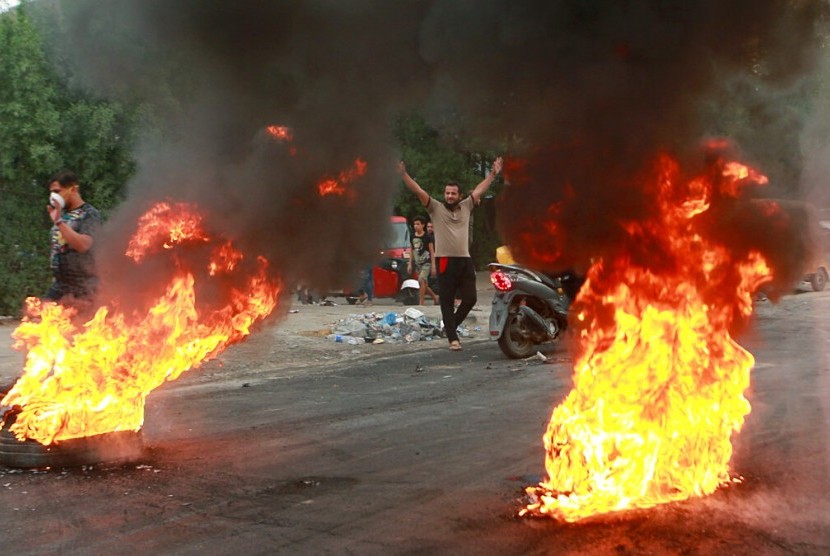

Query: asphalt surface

[1,290,829,555]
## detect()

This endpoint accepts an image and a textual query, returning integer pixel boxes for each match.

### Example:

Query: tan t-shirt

[426,196,475,257]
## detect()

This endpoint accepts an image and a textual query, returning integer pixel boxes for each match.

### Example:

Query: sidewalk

[0,272,497,386]
[277,271,492,334]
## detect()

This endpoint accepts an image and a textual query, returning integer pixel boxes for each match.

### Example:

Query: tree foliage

[0,8,61,314]
[0,7,136,315]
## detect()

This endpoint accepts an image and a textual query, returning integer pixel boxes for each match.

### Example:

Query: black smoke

[26,0,829,308]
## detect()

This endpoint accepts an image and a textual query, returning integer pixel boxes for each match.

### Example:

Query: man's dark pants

[437,257,477,344]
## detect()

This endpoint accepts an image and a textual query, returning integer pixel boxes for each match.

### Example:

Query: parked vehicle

[363,258,420,305]
[380,216,411,261]
[345,216,420,305]
[803,210,830,291]
[488,262,580,359]
[757,200,830,292]
[802,256,829,292]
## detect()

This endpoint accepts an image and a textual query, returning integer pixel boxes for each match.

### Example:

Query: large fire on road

[520,149,780,522]
[1,201,280,446]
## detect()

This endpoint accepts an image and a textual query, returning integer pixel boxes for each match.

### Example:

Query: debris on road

[325,311,476,345]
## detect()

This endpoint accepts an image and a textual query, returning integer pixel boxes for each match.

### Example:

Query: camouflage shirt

[50,203,102,298]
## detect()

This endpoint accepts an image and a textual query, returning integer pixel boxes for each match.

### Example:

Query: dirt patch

[0,274,496,387]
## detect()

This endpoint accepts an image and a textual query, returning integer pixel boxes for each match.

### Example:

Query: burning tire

[0,410,145,469]
[0,428,144,469]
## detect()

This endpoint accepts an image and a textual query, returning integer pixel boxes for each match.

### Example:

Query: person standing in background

[407,216,439,305]
[356,266,374,306]
[44,170,102,309]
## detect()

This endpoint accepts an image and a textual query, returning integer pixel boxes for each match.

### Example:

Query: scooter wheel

[497,314,539,359]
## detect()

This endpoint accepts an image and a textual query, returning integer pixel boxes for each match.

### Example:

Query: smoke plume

[27,0,829,305]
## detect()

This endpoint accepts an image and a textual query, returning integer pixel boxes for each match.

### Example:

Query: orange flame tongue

[522,154,772,521]
[2,202,280,445]
[266,124,297,156]
[317,158,367,198]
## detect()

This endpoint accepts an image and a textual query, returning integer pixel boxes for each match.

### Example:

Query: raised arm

[398,161,430,207]
[470,156,504,203]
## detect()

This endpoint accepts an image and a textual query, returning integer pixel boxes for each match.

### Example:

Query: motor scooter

[487,262,581,359]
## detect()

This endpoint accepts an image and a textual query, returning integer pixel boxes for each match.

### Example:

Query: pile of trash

[326,308,476,345]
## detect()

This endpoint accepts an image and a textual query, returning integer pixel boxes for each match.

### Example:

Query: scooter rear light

[490,270,512,291]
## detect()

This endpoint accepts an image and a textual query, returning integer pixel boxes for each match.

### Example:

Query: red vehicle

[347,216,420,305]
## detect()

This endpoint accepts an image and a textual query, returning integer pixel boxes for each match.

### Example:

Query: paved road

[1,292,830,554]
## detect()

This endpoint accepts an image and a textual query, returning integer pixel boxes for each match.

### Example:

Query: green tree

[55,100,136,212]
[0,6,136,314]
[0,8,63,314]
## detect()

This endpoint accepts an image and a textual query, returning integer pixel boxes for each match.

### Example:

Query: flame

[1,202,280,445]
[209,241,244,276]
[522,153,773,521]
[317,158,367,198]
[266,125,293,142]
[125,202,210,262]
[266,125,297,156]
[721,161,768,196]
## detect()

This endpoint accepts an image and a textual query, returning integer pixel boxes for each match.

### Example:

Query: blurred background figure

[407,216,439,305]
